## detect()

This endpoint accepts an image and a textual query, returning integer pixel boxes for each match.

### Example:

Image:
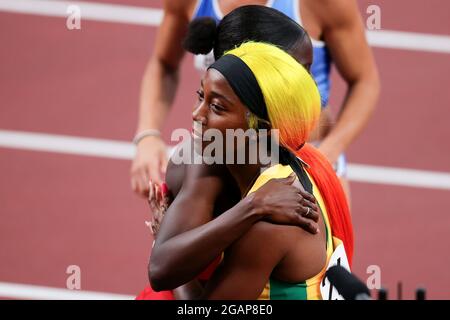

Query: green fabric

[269,278,308,300]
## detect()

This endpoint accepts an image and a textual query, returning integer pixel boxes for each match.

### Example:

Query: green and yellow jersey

[246,164,350,300]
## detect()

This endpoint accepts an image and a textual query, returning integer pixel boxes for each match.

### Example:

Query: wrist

[320,129,350,154]
[319,138,344,161]
[133,129,162,145]
[243,192,267,221]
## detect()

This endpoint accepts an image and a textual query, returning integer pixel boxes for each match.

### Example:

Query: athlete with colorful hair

[137,6,325,300]
[154,42,353,299]
[200,42,352,299]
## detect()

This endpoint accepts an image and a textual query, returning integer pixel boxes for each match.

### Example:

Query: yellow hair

[225,42,321,153]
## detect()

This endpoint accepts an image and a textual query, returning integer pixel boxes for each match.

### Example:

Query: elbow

[351,65,382,100]
[353,71,381,110]
[148,255,173,292]
[365,73,381,113]
[369,75,381,115]
[371,70,381,98]
[367,65,381,100]
[148,259,165,292]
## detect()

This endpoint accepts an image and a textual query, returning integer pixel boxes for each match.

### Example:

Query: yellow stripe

[258,283,270,300]
[247,165,293,195]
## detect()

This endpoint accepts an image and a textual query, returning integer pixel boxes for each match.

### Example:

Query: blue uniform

[192,0,332,107]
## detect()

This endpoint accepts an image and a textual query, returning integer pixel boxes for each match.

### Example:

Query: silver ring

[305,207,311,217]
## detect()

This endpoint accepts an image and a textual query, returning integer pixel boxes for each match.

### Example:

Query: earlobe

[246,111,259,130]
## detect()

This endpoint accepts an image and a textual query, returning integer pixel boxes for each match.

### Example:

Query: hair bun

[183,17,217,55]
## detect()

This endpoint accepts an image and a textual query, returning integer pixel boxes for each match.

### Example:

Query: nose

[192,102,207,126]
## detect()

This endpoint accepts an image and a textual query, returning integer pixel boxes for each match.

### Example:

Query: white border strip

[0,0,449,53]
[1,130,449,190]
[0,282,134,300]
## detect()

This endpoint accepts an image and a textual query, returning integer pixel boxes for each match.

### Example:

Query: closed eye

[196,89,204,101]
[210,103,225,113]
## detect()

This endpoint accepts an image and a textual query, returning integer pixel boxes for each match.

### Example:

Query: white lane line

[0,282,135,300]
[0,0,163,26]
[367,30,450,54]
[347,164,450,191]
[0,129,135,160]
[0,0,449,54]
[1,130,449,190]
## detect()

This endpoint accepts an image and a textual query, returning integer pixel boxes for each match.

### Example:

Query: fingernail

[161,182,168,195]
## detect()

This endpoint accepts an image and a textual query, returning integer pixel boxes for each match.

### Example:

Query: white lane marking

[0,0,449,53]
[367,29,450,54]
[0,129,135,160]
[0,0,163,26]
[1,130,449,190]
[0,282,135,300]
[347,164,450,191]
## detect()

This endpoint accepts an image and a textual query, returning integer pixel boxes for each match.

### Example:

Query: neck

[226,163,263,197]
[226,139,279,196]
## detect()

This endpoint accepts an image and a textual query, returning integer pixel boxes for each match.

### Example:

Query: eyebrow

[210,91,233,104]
[200,79,233,104]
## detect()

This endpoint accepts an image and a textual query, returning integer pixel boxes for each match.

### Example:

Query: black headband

[208,54,269,121]
[208,54,312,193]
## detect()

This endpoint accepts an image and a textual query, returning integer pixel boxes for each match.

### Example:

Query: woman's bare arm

[201,221,326,299]
[314,0,381,163]
[131,0,197,193]
[149,163,320,292]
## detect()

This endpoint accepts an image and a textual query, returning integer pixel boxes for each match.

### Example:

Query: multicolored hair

[225,42,320,153]
[224,42,354,265]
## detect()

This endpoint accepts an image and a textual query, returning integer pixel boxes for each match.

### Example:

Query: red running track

[0,0,449,299]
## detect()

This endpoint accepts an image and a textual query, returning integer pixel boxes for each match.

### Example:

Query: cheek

[204,113,227,134]
[206,112,248,133]
[205,114,248,150]
[229,111,250,131]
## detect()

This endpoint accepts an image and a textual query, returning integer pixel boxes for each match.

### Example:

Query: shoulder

[165,159,185,199]
[227,222,300,266]
[184,163,229,186]
[168,139,227,193]
[169,162,231,206]
[243,221,317,249]
[228,220,326,278]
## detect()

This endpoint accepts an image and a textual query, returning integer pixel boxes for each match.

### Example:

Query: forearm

[137,58,179,133]
[321,76,380,155]
[149,195,264,291]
